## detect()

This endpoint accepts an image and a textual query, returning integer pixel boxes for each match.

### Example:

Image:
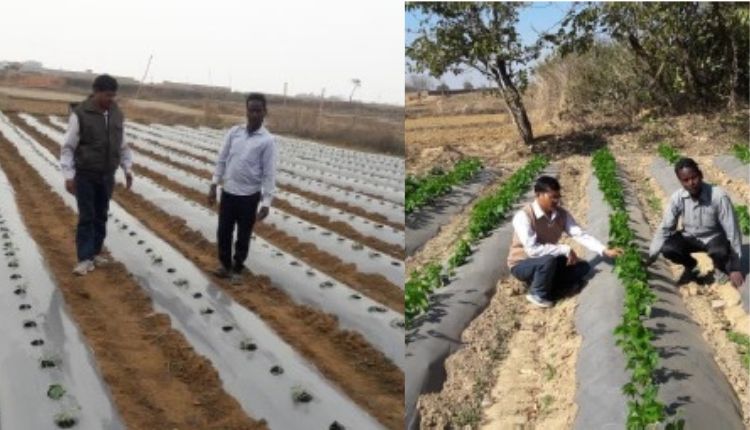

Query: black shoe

[677,266,700,285]
[213,266,231,279]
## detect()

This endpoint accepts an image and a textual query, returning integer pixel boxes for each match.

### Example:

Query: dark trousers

[217,191,261,272]
[662,231,739,274]
[75,172,114,262]
[510,255,591,300]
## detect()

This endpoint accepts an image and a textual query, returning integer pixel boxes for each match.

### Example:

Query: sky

[405,2,571,89]
[1,0,405,105]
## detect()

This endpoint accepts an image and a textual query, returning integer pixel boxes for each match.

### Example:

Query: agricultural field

[405,91,750,430]
[0,100,405,429]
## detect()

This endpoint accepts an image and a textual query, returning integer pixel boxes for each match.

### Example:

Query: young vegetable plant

[405,156,548,326]
[592,148,681,429]
[732,143,750,165]
[406,158,483,214]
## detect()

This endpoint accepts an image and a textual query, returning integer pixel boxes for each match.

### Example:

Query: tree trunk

[728,33,740,111]
[496,61,534,145]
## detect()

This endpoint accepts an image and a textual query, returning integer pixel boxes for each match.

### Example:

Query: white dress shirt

[60,113,133,180]
[212,124,278,207]
[512,200,607,258]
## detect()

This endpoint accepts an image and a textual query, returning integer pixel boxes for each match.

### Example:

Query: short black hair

[674,157,701,176]
[534,175,560,194]
[92,74,118,92]
[246,92,267,109]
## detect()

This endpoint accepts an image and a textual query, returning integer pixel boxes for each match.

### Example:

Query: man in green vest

[60,74,133,275]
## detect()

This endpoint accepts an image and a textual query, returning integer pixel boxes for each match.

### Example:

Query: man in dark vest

[60,74,133,275]
[507,176,622,307]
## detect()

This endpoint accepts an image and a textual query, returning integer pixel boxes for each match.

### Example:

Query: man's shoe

[93,255,110,266]
[677,266,701,285]
[213,266,231,279]
[72,260,95,276]
[525,293,553,308]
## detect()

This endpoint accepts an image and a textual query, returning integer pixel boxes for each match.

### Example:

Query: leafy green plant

[406,158,483,214]
[727,331,750,369]
[736,205,750,236]
[732,144,750,164]
[405,156,548,325]
[592,148,671,429]
[657,142,681,165]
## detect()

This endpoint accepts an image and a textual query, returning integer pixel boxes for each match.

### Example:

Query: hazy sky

[2,0,405,105]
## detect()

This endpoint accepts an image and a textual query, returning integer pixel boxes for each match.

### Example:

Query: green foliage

[554,3,749,110]
[405,156,548,325]
[406,158,483,214]
[592,148,669,429]
[448,238,472,269]
[468,156,548,240]
[727,331,750,369]
[732,144,750,164]
[736,205,750,236]
[657,143,681,165]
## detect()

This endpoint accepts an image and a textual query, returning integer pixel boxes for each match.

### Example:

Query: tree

[349,78,361,103]
[436,82,450,92]
[406,2,541,144]
[463,79,474,90]
[554,2,749,111]
[407,74,435,92]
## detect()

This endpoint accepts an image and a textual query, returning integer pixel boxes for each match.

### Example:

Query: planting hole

[193,292,203,299]
[54,414,77,428]
[31,339,44,346]
[23,320,36,328]
[137,240,144,245]
[292,387,313,403]
[319,281,334,289]
[330,421,345,430]
[270,365,284,375]
[368,306,387,313]
[240,341,257,351]
[222,325,234,332]
[306,270,315,277]
[167,268,176,274]
[19,304,31,311]
[47,384,66,400]
[10,273,21,280]
[349,294,362,300]
[290,261,300,266]
[391,261,401,267]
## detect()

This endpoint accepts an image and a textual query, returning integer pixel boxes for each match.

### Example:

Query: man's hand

[567,249,579,266]
[730,271,745,289]
[604,248,624,259]
[208,185,217,206]
[257,206,269,222]
[125,172,133,190]
[65,179,76,196]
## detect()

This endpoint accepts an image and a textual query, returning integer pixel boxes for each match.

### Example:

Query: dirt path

[418,156,588,429]
[0,133,265,430]
[9,114,403,313]
[617,153,750,428]
[5,115,404,429]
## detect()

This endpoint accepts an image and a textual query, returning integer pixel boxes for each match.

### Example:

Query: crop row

[405,158,483,214]
[405,156,547,324]
[592,148,682,429]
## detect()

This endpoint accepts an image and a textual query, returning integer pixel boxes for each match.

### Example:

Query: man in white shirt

[60,74,133,276]
[507,176,622,307]
[208,93,277,284]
